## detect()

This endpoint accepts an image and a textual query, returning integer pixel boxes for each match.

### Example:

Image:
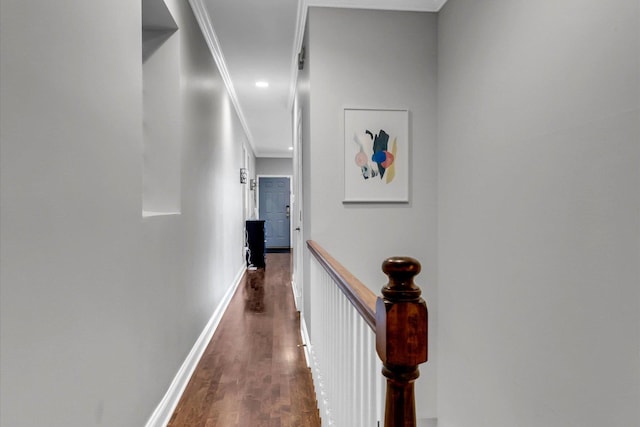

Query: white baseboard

[299,313,312,368]
[145,266,246,427]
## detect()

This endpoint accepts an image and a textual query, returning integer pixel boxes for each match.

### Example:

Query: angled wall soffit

[142,0,178,62]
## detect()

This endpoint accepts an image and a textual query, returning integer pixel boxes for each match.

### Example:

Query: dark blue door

[258,177,290,249]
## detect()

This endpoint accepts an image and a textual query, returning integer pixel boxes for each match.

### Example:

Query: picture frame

[343,108,409,203]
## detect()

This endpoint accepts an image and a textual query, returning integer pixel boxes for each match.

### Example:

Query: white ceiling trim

[189,0,257,156]
[287,0,447,110]
[307,0,447,12]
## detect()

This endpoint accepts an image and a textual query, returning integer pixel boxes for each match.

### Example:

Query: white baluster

[308,255,383,427]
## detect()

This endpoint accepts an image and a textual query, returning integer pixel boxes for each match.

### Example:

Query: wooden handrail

[306,240,428,427]
[306,240,377,330]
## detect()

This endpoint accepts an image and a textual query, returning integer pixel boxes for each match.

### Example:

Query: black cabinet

[245,220,265,268]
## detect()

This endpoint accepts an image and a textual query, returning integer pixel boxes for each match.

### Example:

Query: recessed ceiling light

[288,146,293,150]
[255,81,269,88]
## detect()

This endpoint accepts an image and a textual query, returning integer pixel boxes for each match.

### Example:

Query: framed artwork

[343,108,409,203]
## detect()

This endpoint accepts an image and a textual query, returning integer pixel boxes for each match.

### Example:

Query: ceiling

[190,0,448,158]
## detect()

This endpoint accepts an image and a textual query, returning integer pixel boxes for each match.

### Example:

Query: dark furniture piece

[245,220,266,268]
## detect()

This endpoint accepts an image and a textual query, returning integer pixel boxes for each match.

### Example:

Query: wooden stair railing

[307,240,428,427]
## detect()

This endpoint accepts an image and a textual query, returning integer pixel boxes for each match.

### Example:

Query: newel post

[376,257,428,427]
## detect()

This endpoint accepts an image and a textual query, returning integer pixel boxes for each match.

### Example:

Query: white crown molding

[307,0,446,12]
[434,0,449,10]
[189,0,258,156]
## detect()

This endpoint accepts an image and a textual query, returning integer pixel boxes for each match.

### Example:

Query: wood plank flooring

[168,253,320,427]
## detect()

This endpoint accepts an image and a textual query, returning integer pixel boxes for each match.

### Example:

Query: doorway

[258,176,291,251]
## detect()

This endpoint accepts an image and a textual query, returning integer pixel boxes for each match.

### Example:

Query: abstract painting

[343,108,409,202]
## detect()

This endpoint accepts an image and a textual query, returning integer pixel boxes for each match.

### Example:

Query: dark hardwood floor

[168,253,320,427]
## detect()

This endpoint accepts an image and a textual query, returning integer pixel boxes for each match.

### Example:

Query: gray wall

[437,0,640,426]
[256,157,293,176]
[0,1,253,425]
[302,7,439,419]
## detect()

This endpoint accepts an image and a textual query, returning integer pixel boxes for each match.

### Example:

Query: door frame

[256,174,293,249]
[292,106,304,315]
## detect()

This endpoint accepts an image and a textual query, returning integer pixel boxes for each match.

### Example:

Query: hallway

[167,254,320,426]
